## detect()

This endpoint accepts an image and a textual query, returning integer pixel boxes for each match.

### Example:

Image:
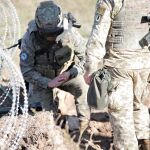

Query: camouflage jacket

[85,0,150,74]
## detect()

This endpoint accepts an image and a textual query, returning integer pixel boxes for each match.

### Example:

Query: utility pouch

[55,45,73,66]
[87,68,112,110]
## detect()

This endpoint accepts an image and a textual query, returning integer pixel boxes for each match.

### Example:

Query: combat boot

[67,116,80,142]
[70,120,89,143]
[29,102,42,114]
[139,139,150,150]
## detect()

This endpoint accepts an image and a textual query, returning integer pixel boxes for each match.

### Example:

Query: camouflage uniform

[20,1,90,131]
[85,0,150,149]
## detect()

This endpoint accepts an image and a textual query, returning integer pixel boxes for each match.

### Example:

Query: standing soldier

[84,0,150,149]
[20,1,90,135]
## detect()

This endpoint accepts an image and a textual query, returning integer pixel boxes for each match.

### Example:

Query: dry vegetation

[12,0,96,37]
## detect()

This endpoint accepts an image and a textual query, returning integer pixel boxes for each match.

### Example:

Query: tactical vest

[33,34,75,78]
[106,0,150,50]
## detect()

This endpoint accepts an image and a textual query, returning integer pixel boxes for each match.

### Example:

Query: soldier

[20,1,90,135]
[84,0,150,150]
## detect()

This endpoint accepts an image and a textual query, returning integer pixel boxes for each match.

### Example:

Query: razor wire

[0,0,20,54]
[0,50,28,150]
[0,0,28,150]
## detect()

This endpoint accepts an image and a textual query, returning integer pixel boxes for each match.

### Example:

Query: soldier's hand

[84,72,92,85]
[48,72,70,88]
[58,71,70,82]
[48,77,64,88]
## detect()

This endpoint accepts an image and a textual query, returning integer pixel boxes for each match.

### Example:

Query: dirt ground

[0,85,113,150]
[0,110,113,150]
[0,84,149,150]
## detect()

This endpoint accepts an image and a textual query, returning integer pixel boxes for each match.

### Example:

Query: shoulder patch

[95,13,101,24]
[95,0,107,25]
[20,51,29,62]
[98,5,106,16]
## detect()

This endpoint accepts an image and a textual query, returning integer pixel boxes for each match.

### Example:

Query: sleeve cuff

[69,66,79,79]
[38,77,51,89]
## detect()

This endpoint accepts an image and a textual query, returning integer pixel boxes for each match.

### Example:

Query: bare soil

[0,110,113,150]
[0,84,149,150]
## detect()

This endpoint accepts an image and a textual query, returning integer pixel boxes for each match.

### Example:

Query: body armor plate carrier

[106,0,150,50]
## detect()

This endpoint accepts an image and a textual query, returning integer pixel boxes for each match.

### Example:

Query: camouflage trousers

[28,75,90,121]
[107,67,150,150]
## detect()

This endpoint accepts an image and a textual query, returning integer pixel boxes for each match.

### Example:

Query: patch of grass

[12,0,96,37]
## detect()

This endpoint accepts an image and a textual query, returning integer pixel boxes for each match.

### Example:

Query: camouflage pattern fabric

[107,68,150,149]
[85,0,150,149]
[85,0,150,73]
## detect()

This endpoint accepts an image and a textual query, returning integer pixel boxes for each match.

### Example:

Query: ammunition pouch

[54,45,75,73]
[34,42,75,76]
[51,62,62,70]
[87,68,112,110]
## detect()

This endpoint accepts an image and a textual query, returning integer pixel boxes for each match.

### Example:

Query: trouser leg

[107,68,138,150]
[133,70,150,140]
[60,75,90,121]
[60,75,90,130]
[28,84,56,112]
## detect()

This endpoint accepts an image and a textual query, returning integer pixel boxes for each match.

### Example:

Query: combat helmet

[35,1,64,36]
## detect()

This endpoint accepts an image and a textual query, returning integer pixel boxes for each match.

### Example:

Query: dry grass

[12,0,96,37]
